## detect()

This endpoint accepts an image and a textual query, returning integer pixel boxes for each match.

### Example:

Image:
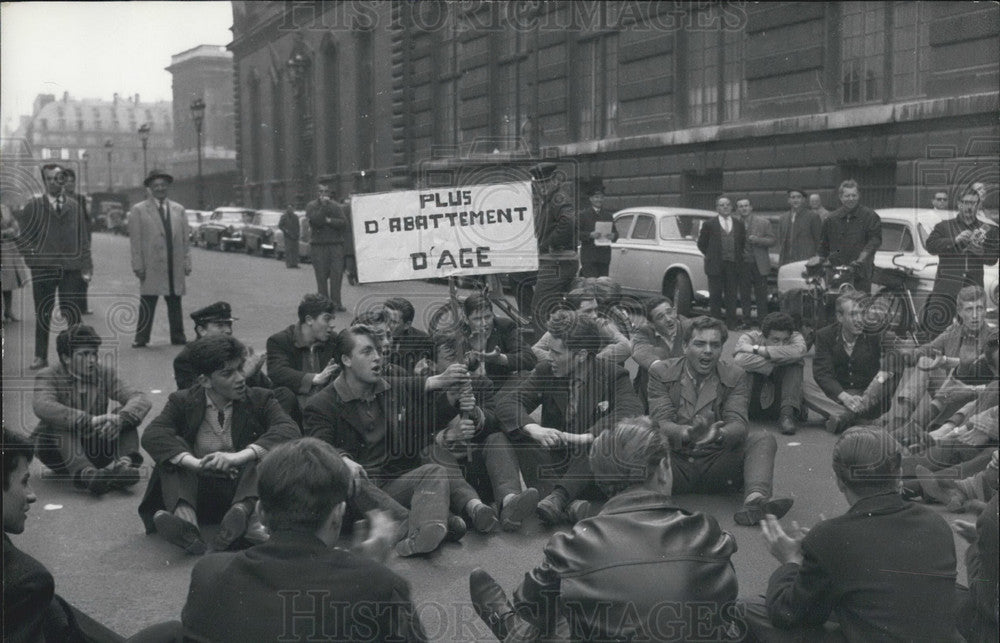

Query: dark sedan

[197,207,254,251]
[243,209,283,255]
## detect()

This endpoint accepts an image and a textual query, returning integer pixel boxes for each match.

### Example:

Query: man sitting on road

[468,417,739,642]
[265,294,339,421]
[878,285,993,438]
[803,291,897,434]
[304,325,488,556]
[630,296,690,413]
[175,301,271,391]
[139,335,301,554]
[648,315,793,526]
[732,312,808,435]
[462,292,537,393]
[175,438,427,642]
[746,427,960,642]
[32,324,151,495]
[496,311,644,526]
[4,427,126,642]
[531,285,631,366]
[383,297,434,375]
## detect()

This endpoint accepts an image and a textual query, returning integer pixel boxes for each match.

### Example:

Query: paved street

[1,233,970,640]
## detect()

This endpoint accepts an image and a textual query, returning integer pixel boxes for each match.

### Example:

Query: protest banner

[351,181,538,283]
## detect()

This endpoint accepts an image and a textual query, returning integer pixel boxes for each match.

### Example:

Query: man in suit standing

[306,181,348,312]
[747,427,960,642]
[128,169,191,347]
[277,204,300,269]
[778,188,822,266]
[737,198,775,325]
[16,163,91,369]
[577,176,613,277]
[698,195,745,329]
[61,168,93,316]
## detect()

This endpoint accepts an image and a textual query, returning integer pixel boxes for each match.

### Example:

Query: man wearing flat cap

[173,302,267,390]
[577,177,614,278]
[524,162,578,336]
[129,169,191,347]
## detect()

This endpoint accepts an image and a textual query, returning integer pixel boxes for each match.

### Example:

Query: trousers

[311,243,345,306]
[708,262,742,328]
[671,429,778,498]
[34,425,141,477]
[30,267,85,359]
[135,294,185,345]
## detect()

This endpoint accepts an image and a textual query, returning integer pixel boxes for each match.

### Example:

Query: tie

[158,201,167,223]
[56,197,63,215]
[217,408,226,431]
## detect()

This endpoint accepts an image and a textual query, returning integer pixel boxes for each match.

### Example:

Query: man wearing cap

[129,169,191,347]
[577,177,614,278]
[778,189,822,266]
[174,302,271,391]
[15,163,92,370]
[528,162,577,335]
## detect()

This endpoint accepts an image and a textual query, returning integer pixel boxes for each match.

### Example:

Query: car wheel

[669,272,694,317]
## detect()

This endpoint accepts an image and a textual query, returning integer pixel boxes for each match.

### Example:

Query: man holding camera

[819,179,882,293]
[306,181,349,312]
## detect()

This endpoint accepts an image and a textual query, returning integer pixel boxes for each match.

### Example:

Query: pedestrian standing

[778,189,822,266]
[736,198,774,325]
[305,181,348,312]
[698,195,745,329]
[820,179,882,293]
[128,169,191,347]
[1,203,29,322]
[16,164,91,370]
[277,204,300,268]
[809,193,830,221]
[577,177,613,278]
[61,169,93,315]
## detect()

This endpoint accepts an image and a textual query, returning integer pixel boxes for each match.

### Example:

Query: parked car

[272,211,310,262]
[184,210,208,242]
[777,208,1000,319]
[197,207,255,251]
[243,209,283,255]
[608,207,720,316]
[90,192,130,235]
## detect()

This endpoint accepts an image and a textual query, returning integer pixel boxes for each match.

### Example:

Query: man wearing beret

[129,169,191,347]
[174,302,271,392]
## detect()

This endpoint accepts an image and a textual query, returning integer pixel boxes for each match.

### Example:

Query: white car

[608,207,719,315]
[777,207,999,318]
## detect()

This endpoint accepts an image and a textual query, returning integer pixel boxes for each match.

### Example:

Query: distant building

[229,1,999,215]
[166,44,237,180]
[3,92,172,200]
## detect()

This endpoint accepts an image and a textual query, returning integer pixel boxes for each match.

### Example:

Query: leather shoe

[779,411,798,435]
[76,466,115,495]
[29,357,48,370]
[154,510,207,555]
[445,514,467,542]
[109,460,141,489]
[567,499,592,524]
[243,513,270,546]
[395,522,447,557]
[469,568,514,641]
[826,411,856,434]
[214,503,251,551]
[734,496,794,526]
[536,492,567,526]
[131,341,147,348]
[170,337,188,346]
[500,488,539,531]
[469,503,499,534]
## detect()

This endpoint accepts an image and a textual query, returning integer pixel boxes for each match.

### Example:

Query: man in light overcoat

[128,169,191,347]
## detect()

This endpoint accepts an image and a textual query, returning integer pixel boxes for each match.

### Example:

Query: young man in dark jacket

[470,417,739,642]
[306,181,349,310]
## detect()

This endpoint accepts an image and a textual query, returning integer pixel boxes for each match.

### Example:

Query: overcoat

[128,197,190,296]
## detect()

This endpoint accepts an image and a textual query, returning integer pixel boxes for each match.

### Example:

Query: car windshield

[879,223,915,253]
[211,210,245,224]
[258,211,282,227]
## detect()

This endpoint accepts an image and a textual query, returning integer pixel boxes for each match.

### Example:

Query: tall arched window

[271,71,284,178]
[248,71,261,181]
[322,38,340,175]
[355,29,375,170]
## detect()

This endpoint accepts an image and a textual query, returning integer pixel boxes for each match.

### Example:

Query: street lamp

[104,139,113,192]
[138,123,151,177]
[81,151,89,194]
[190,97,206,209]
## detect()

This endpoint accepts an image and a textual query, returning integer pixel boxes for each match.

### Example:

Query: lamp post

[81,151,89,194]
[138,123,151,178]
[104,140,113,191]
[190,97,206,209]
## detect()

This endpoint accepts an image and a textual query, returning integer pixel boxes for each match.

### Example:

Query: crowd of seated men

[5,271,998,642]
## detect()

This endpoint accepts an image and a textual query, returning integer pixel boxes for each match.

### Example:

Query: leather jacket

[512,488,739,641]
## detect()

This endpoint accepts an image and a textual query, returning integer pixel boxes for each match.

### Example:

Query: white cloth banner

[352,182,538,283]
